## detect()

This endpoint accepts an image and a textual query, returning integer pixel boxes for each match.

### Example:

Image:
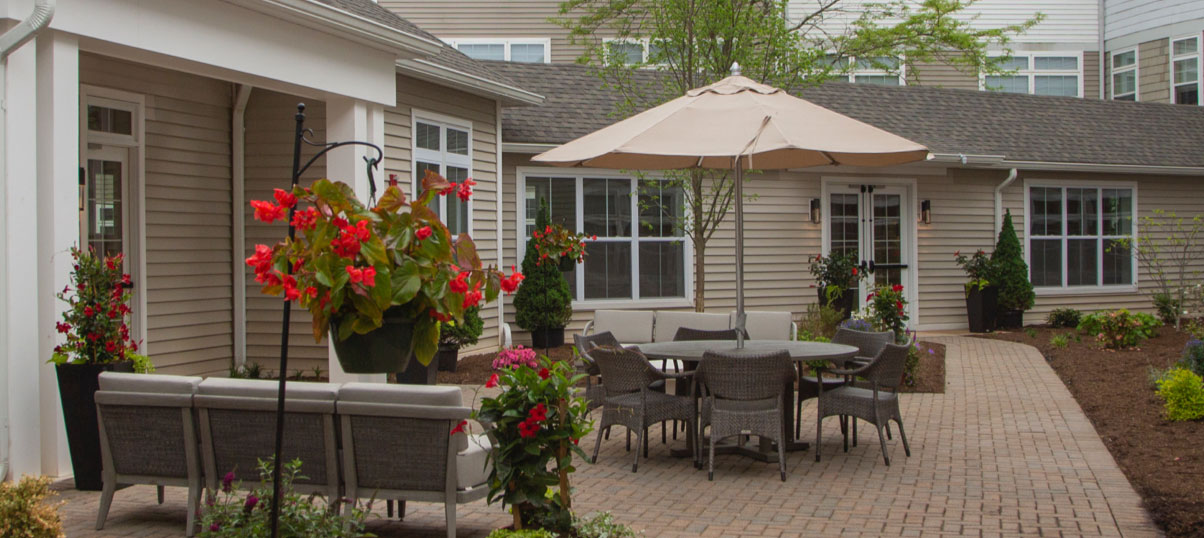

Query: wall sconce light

[809,198,821,224]
[920,199,932,224]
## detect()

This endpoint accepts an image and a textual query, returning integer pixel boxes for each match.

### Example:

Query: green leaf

[390,259,421,304]
[412,315,439,366]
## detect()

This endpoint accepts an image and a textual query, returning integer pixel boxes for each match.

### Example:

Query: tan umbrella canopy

[533,71,930,344]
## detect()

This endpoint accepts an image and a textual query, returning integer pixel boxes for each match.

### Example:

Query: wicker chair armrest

[582,320,594,336]
[660,370,695,381]
[828,362,871,376]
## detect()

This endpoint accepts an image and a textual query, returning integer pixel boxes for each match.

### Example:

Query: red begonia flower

[416,226,433,241]
[250,200,286,223]
[485,373,499,388]
[273,188,297,209]
[449,271,469,294]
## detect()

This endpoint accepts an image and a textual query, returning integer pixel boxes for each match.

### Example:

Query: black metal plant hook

[268,103,384,538]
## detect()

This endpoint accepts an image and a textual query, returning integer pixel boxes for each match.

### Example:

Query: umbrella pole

[734,160,745,349]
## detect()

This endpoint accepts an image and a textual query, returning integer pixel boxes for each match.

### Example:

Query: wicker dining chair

[672,327,748,342]
[815,343,912,466]
[588,346,697,472]
[697,350,795,481]
[572,331,619,412]
[795,328,894,438]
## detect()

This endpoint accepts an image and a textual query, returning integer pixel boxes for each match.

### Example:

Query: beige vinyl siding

[242,90,328,375]
[1084,51,1101,99]
[909,57,979,90]
[1138,38,1170,103]
[80,53,235,376]
[385,75,503,354]
[380,1,585,63]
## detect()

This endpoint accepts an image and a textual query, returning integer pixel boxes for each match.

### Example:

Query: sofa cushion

[592,310,654,344]
[456,434,492,490]
[197,377,338,401]
[653,311,730,342]
[99,372,200,395]
[732,311,795,340]
[338,383,462,407]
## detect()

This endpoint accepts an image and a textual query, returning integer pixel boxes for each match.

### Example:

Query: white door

[825,183,913,314]
[82,145,141,341]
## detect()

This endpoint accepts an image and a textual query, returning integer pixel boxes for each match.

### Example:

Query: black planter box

[436,345,459,372]
[396,357,438,385]
[56,361,134,491]
[817,287,857,320]
[965,286,999,333]
[531,327,565,349]
[997,309,1025,330]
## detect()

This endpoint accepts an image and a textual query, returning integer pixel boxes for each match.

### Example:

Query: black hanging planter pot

[557,257,576,272]
[531,327,565,349]
[436,344,459,372]
[965,286,999,333]
[330,308,415,374]
[817,287,857,320]
[996,309,1024,330]
[56,360,134,491]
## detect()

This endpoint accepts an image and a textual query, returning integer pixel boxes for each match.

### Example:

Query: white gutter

[396,59,545,107]
[231,84,253,369]
[0,0,56,483]
[994,168,1019,233]
[495,100,506,347]
[930,152,1204,176]
[503,142,557,154]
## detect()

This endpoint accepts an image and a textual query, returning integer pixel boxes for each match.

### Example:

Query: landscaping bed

[981,326,1204,536]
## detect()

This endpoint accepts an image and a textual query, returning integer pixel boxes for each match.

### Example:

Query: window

[824,55,904,85]
[983,53,1081,97]
[1027,184,1135,291]
[522,173,688,302]
[1111,49,1138,101]
[603,39,666,66]
[413,115,472,235]
[1171,36,1200,105]
[447,39,550,63]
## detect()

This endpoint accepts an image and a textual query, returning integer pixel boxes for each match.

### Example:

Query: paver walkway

[54,337,1159,537]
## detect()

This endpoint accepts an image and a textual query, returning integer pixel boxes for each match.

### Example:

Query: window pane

[87,106,133,135]
[1066,188,1098,236]
[1101,189,1132,236]
[457,43,505,61]
[638,241,684,298]
[1035,75,1079,96]
[872,194,901,265]
[1103,239,1132,285]
[1112,71,1136,97]
[638,181,682,237]
[854,75,900,86]
[583,178,630,237]
[524,177,577,236]
[829,193,859,258]
[510,43,546,63]
[446,128,469,156]
[1113,50,1136,68]
[986,75,1029,93]
[445,166,469,235]
[1029,187,1062,236]
[416,122,440,151]
[583,242,631,299]
[1175,58,1199,84]
[416,161,441,217]
[1034,56,1078,70]
[1067,239,1098,286]
[87,159,124,258]
[1175,83,1199,105]
[855,56,899,70]
[646,41,665,63]
[1174,37,1199,56]
[822,54,850,70]
[608,42,644,65]
[992,56,1029,71]
[1030,239,1062,287]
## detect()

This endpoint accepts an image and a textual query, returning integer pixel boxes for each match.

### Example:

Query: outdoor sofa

[582,309,797,344]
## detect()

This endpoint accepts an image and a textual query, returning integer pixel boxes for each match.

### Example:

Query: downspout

[0,0,57,483]
[231,84,252,368]
[495,100,506,347]
[994,168,1019,234]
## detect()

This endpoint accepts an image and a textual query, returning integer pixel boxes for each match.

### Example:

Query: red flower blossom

[84,306,95,317]
[450,419,468,436]
[416,226,433,241]
[107,309,118,319]
[449,271,469,294]
[528,403,548,422]
[332,216,349,229]
[896,300,904,311]
[354,220,371,242]
[245,244,273,275]
[538,368,550,380]
[291,207,318,231]
[462,281,482,309]
[56,322,71,334]
[332,231,361,258]
[106,258,117,271]
[273,188,298,209]
[105,341,117,353]
[457,178,476,202]
[892,284,904,293]
[250,200,286,223]
[429,309,452,322]
[500,268,525,294]
[485,373,499,388]
[345,266,376,287]
[441,182,457,196]
[122,274,132,287]
[518,419,539,438]
[302,286,317,300]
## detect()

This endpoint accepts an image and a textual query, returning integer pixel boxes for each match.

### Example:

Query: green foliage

[954,249,994,293]
[440,306,484,348]
[0,475,63,538]
[990,210,1034,312]
[797,302,844,342]
[474,357,593,530]
[809,252,865,292]
[1112,210,1204,329]
[49,247,143,368]
[1180,339,1204,378]
[514,199,573,332]
[1049,334,1069,349]
[574,512,641,538]
[1024,328,1038,339]
[229,362,263,379]
[1046,308,1082,329]
[197,459,369,537]
[1077,309,1162,350]
[865,284,909,343]
[1152,293,1181,325]
[1155,368,1204,422]
[486,530,557,538]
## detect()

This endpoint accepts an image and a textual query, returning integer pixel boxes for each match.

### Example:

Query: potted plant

[436,305,484,372]
[514,199,573,349]
[954,249,998,333]
[246,171,523,374]
[49,248,154,491]
[808,252,864,320]
[530,218,591,272]
[990,210,1035,329]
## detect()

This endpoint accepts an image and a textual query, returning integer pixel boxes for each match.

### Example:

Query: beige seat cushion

[197,377,338,400]
[653,311,730,342]
[592,310,654,344]
[99,372,200,394]
[338,382,462,407]
[732,311,795,340]
[456,434,492,490]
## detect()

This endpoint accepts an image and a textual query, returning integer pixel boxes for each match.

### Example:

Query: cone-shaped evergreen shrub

[514,198,572,331]
[991,210,1035,312]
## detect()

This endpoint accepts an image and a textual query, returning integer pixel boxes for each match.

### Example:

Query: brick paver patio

[54,337,1159,537]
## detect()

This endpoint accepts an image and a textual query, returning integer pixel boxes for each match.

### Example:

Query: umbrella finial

[730,62,741,76]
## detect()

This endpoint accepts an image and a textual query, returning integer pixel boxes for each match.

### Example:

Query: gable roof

[489,62,1204,169]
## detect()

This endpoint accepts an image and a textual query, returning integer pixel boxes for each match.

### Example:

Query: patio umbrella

[532,67,930,345]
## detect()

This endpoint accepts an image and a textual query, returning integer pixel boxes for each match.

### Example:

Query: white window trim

[600,38,668,66]
[411,109,473,236]
[1170,35,1202,105]
[1110,47,1139,101]
[1022,178,1139,296]
[979,51,1084,98]
[79,85,147,347]
[516,166,694,308]
[850,56,906,86]
[445,38,552,63]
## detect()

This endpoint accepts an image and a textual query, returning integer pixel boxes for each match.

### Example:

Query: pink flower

[221,471,235,492]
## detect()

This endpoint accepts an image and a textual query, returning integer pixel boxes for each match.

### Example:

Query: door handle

[868,260,876,273]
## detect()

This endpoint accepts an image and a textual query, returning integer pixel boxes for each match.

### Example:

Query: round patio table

[636,340,857,462]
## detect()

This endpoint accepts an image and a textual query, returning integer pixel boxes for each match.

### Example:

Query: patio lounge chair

[94,372,203,537]
[815,343,912,465]
[795,328,893,437]
[336,383,490,538]
[697,350,795,481]
[588,346,697,472]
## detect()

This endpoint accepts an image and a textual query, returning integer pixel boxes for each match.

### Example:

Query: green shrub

[1047,308,1082,329]
[513,199,572,332]
[866,284,909,343]
[1050,334,1069,349]
[1024,328,1038,338]
[1077,309,1162,349]
[1181,339,1204,378]
[0,475,63,538]
[990,210,1035,313]
[797,303,844,341]
[486,530,557,538]
[1155,368,1204,422]
[574,512,640,538]
[1151,292,1181,325]
[440,305,484,348]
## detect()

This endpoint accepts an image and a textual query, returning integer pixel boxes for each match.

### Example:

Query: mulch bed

[980,326,1204,537]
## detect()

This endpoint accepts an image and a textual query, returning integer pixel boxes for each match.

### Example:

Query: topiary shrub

[990,210,1035,313]
[1155,368,1204,422]
[1047,308,1081,328]
[440,305,484,349]
[0,475,63,538]
[513,198,572,333]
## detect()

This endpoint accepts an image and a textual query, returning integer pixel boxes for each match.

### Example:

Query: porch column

[324,97,387,384]
[34,31,79,477]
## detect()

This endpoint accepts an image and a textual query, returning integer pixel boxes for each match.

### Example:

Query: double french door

[825,183,913,315]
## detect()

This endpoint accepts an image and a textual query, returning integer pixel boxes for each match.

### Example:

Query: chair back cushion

[592,310,654,343]
[832,328,894,359]
[732,311,794,340]
[653,311,729,342]
[338,383,470,452]
[99,372,201,395]
[698,350,793,401]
